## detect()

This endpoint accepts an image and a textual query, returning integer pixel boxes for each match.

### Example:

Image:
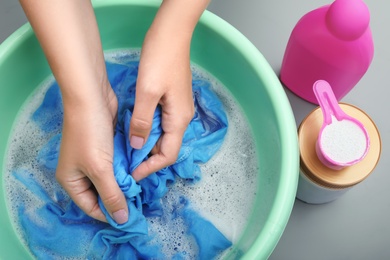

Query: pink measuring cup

[313,80,370,170]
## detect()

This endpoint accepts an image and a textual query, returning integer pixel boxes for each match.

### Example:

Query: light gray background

[1,1,389,259]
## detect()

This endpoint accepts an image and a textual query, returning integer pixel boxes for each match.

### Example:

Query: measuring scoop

[313,80,370,170]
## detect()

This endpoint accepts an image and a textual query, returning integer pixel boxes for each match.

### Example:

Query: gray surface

[1,0,389,259]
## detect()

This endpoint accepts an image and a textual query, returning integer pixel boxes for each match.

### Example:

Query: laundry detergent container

[0,0,299,259]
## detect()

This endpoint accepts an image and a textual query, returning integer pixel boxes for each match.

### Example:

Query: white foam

[4,49,259,259]
[320,116,368,164]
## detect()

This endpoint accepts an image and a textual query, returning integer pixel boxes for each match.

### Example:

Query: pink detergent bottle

[280,0,374,104]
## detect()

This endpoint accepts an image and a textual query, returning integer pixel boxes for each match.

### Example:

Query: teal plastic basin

[0,0,299,259]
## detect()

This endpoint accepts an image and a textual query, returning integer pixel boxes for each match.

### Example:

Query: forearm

[148,0,210,48]
[19,0,107,108]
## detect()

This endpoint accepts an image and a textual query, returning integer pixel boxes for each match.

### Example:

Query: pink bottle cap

[326,0,370,41]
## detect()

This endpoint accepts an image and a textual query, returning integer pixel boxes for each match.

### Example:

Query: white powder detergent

[320,116,368,164]
[4,49,259,259]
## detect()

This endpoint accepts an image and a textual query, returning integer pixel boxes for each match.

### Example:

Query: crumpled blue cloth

[13,59,231,259]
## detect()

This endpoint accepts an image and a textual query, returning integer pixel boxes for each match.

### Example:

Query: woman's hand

[129,0,210,181]
[56,83,128,224]
[20,0,128,224]
[130,26,195,181]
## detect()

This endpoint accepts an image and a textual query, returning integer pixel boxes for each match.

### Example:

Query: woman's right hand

[56,82,129,224]
[20,0,128,224]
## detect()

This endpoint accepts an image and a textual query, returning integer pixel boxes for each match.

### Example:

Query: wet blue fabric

[14,59,231,259]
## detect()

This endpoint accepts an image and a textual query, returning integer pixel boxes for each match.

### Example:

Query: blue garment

[14,59,231,259]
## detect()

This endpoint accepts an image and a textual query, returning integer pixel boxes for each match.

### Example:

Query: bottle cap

[326,0,370,41]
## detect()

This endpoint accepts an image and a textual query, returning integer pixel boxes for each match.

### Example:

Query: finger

[130,82,161,150]
[88,166,129,225]
[132,131,183,181]
[56,171,107,223]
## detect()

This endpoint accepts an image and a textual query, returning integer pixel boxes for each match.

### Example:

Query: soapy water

[320,116,368,164]
[4,49,258,259]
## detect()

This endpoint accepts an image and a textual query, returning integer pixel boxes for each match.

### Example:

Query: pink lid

[326,0,370,41]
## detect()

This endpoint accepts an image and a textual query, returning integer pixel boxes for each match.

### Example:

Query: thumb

[130,88,161,149]
[90,168,129,225]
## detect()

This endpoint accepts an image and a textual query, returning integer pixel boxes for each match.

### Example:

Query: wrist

[61,79,113,114]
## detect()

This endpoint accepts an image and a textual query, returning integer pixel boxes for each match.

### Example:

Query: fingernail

[130,135,144,149]
[113,209,128,224]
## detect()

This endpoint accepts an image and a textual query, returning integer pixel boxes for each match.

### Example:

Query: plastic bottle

[280,0,374,104]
